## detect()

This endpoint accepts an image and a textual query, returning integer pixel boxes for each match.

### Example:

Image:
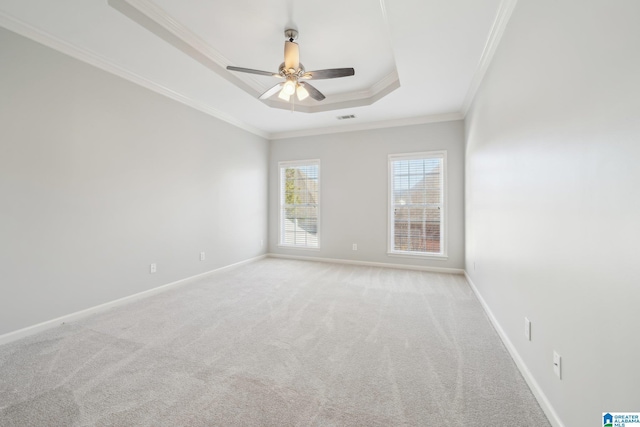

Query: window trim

[387,151,448,260]
[277,159,321,250]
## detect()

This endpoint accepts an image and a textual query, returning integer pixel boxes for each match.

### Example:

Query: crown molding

[460,0,519,116]
[268,112,463,140]
[0,11,269,139]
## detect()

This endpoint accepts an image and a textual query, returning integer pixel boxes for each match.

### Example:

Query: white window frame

[387,151,447,259]
[278,159,321,250]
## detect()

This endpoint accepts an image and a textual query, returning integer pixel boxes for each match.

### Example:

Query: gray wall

[464,1,640,425]
[0,28,268,336]
[269,122,465,270]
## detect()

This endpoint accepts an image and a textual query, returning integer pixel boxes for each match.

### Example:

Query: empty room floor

[0,258,550,426]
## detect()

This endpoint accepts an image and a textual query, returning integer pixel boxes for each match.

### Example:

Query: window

[389,151,446,257]
[279,160,320,248]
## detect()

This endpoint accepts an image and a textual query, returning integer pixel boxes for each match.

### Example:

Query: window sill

[387,251,448,261]
[277,245,321,251]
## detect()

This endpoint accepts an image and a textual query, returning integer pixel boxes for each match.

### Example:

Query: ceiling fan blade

[299,82,325,101]
[284,41,300,70]
[226,66,280,77]
[259,83,284,100]
[302,68,355,80]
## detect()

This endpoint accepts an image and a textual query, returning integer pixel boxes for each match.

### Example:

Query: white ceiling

[0,0,515,139]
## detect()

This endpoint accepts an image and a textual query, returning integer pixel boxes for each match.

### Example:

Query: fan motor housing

[279,62,305,77]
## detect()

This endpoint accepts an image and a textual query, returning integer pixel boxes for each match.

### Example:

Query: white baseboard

[463,271,565,427]
[0,254,267,347]
[268,253,464,274]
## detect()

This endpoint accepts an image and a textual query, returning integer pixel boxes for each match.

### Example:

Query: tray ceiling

[0,0,512,138]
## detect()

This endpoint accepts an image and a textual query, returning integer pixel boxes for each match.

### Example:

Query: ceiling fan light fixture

[278,90,291,101]
[296,84,309,101]
[283,78,297,95]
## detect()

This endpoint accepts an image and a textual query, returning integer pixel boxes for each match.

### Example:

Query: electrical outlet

[200,252,205,261]
[525,317,531,341]
[150,263,157,274]
[352,243,357,251]
[553,351,562,379]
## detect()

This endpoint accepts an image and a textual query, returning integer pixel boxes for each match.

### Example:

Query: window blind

[389,152,445,255]
[279,160,320,248]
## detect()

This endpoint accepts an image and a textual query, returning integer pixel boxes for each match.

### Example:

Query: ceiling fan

[226,29,355,102]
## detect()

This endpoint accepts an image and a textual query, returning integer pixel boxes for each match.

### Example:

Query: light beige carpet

[0,258,550,426]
